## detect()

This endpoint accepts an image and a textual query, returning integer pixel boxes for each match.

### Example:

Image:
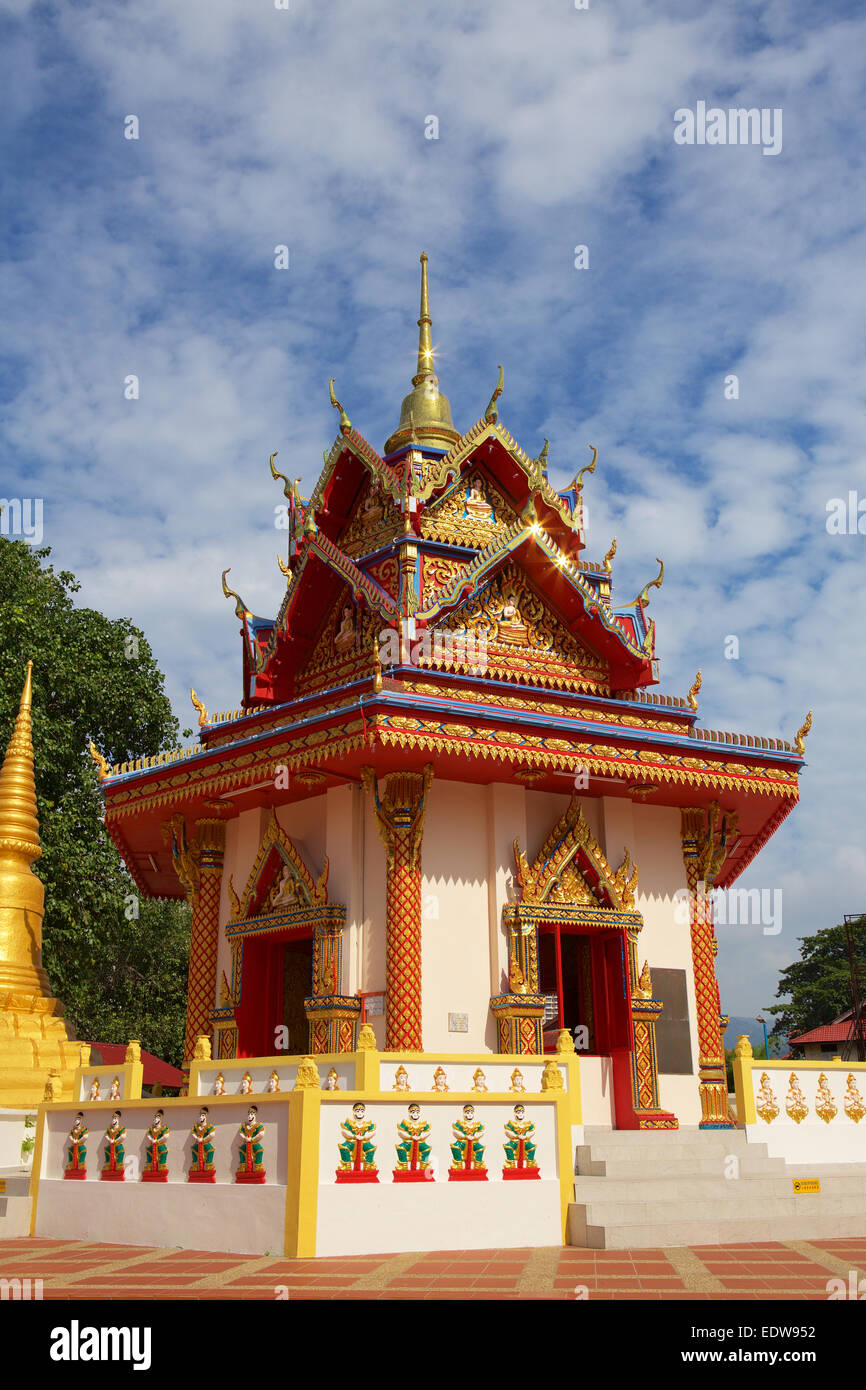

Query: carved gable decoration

[229,810,329,922]
[435,562,610,690]
[420,554,471,606]
[420,469,520,548]
[340,478,402,558]
[366,556,400,601]
[513,796,638,912]
[297,586,378,695]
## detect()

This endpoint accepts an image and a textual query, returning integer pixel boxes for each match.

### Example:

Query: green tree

[0,538,190,1065]
[765,918,866,1046]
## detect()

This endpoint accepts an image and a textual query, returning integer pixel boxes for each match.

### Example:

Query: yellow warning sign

[792,1178,820,1194]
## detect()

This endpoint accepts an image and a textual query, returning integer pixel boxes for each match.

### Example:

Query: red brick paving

[1,1237,864,1300]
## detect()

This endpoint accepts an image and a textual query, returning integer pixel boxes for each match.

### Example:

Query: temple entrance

[234,931,313,1057]
[538,924,631,1056]
[282,938,314,1054]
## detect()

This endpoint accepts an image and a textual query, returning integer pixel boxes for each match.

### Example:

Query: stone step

[570,1208,866,1249]
[578,1134,761,1158]
[583,1126,749,1146]
[573,1172,866,1202]
[576,1151,786,1179]
[574,1191,865,1224]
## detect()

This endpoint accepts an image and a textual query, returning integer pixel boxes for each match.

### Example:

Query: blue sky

[2,0,865,1018]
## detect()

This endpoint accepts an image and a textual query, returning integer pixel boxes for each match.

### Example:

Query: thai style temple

[92,254,810,1133]
[23,255,866,1260]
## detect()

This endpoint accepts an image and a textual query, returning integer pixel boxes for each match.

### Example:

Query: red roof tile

[86,1043,183,1087]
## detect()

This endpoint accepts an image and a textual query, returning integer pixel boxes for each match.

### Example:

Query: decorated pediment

[434,562,610,690]
[513,796,638,912]
[228,809,329,922]
[297,585,379,695]
[420,469,520,548]
[339,478,403,558]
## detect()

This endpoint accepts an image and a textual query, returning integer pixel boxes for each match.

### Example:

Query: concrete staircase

[568,1126,866,1248]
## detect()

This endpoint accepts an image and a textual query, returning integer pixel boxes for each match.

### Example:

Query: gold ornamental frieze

[815,1073,838,1124]
[785,1074,809,1124]
[755,1073,780,1123]
[843,1073,866,1123]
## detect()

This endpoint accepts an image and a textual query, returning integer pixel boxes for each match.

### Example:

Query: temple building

[92,254,811,1135]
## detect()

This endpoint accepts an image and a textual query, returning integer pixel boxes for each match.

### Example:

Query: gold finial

[570,444,598,492]
[0,661,41,860]
[603,537,617,573]
[190,688,209,728]
[484,364,504,423]
[372,635,383,693]
[555,1028,575,1055]
[329,378,352,435]
[88,740,109,781]
[538,438,549,469]
[384,254,458,455]
[277,553,291,578]
[794,709,812,755]
[416,251,433,378]
[687,669,702,712]
[221,569,250,622]
[734,1034,753,1059]
[627,558,665,609]
[637,960,652,997]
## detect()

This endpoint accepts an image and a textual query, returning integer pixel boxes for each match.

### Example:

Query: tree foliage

[765,917,866,1043]
[0,538,190,1065]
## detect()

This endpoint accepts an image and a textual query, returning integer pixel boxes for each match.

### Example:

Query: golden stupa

[0,662,86,1108]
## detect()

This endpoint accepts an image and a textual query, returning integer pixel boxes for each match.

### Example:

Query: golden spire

[415,251,433,380]
[0,660,41,860]
[384,253,459,456]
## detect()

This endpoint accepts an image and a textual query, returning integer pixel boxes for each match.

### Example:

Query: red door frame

[538,920,639,1127]
[234,928,313,1058]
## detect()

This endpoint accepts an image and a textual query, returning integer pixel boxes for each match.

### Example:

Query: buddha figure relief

[361,487,383,527]
[465,474,493,522]
[270,864,298,909]
[335,605,356,654]
[496,589,527,645]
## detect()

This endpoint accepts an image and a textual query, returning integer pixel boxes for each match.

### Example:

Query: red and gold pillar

[362,766,432,1051]
[163,814,227,1073]
[681,807,734,1129]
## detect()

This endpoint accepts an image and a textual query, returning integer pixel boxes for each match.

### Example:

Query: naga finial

[538,438,549,468]
[190,688,209,728]
[329,378,352,435]
[221,568,249,622]
[628,557,665,609]
[793,709,812,756]
[88,739,109,781]
[687,669,702,712]
[484,364,504,423]
[603,537,617,573]
[571,444,598,492]
[268,450,292,498]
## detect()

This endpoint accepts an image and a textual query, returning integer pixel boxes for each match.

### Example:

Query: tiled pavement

[1,1237,865,1299]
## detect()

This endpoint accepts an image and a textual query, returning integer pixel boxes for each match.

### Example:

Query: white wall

[315,1094,562,1256]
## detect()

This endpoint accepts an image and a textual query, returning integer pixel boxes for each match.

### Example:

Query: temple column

[362,766,432,1051]
[681,806,735,1129]
[163,814,227,1071]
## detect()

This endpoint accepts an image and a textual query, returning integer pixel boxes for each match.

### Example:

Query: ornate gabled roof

[92,250,797,906]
